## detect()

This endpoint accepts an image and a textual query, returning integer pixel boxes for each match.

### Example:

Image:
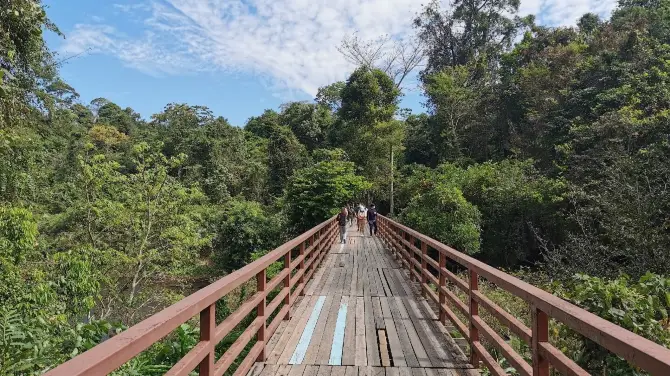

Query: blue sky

[43,0,616,127]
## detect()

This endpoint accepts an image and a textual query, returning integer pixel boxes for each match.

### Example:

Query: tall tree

[414,0,528,80]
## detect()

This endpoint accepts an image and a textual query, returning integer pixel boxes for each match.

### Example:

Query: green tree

[283,149,371,232]
[211,200,284,272]
[279,102,333,151]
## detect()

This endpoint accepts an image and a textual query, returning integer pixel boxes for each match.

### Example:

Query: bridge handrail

[378,215,670,376]
[45,216,338,376]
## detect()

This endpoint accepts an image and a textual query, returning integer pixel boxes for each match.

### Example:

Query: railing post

[198,304,215,376]
[438,251,446,325]
[299,241,305,296]
[420,240,427,298]
[469,269,479,366]
[256,269,267,361]
[532,307,550,376]
[284,250,291,320]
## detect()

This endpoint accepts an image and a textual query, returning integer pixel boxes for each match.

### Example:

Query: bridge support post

[299,241,305,296]
[420,240,427,298]
[198,303,215,376]
[438,251,446,325]
[532,307,550,376]
[284,250,291,320]
[468,269,480,366]
[256,269,267,362]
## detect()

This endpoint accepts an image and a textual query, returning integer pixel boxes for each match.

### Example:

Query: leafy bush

[400,181,482,254]
[556,273,670,375]
[211,199,284,272]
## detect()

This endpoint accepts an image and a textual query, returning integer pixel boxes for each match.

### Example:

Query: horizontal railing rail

[378,215,670,376]
[46,216,338,376]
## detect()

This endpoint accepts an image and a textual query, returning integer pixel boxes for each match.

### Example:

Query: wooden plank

[316,366,333,376]
[306,253,331,295]
[350,249,358,296]
[303,365,320,376]
[378,330,391,367]
[397,367,411,376]
[383,318,406,367]
[259,364,280,376]
[362,257,370,297]
[404,298,452,367]
[385,368,399,376]
[278,296,319,363]
[344,366,358,376]
[393,298,410,320]
[329,296,349,365]
[355,297,367,366]
[267,321,288,356]
[398,317,431,366]
[378,268,392,297]
[331,366,346,376]
[372,297,384,330]
[371,367,385,376]
[379,298,392,319]
[268,296,313,363]
[247,363,265,376]
[276,365,292,376]
[393,269,415,297]
[356,263,364,297]
[388,299,419,367]
[316,294,344,364]
[342,298,357,366]
[364,296,381,366]
[382,269,403,297]
[288,365,307,376]
[303,296,335,364]
[410,368,426,376]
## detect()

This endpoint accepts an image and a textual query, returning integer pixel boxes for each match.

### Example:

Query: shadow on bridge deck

[253,228,479,376]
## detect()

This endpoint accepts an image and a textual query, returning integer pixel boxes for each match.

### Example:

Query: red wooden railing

[378,215,670,376]
[46,217,338,376]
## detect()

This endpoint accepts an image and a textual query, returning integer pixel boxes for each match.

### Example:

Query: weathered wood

[277,297,318,364]
[316,366,332,376]
[355,297,367,366]
[372,297,384,330]
[287,365,306,376]
[267,297,312,363]
[316,294,344,364]
[364,296,381,366]
[388,298,419,367]
[378,330,391,367]
[303,296,335,364]
[342,298,357,366]
[383,318,406,367]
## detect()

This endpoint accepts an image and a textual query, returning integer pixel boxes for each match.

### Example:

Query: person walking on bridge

[337,206,348,244]
[367,204,378,236]
[357,204,367,233]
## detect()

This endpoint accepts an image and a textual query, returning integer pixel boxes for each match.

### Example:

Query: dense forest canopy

[1,0,669,374]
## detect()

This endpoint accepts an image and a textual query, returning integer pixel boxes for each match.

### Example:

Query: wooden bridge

[46,216,670,376]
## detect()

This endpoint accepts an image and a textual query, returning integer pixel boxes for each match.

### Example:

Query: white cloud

[62,0,617,97]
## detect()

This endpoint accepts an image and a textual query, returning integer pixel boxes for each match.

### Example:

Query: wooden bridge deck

[250,228,478,376]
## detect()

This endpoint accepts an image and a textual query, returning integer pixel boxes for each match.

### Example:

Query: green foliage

[400,180,482,254]
[211,199,284,272]
[398,160,565,265]
[284,150,371,232]
[556,273,670,375]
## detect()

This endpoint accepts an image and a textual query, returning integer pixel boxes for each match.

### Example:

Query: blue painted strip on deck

[289,296,326,364]
[328,299,349,365]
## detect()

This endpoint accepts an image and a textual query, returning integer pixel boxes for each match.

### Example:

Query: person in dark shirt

[336,207,348,243]
[367,204,378,236]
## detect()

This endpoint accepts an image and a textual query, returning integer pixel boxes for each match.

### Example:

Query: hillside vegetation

[1,0,669,374]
